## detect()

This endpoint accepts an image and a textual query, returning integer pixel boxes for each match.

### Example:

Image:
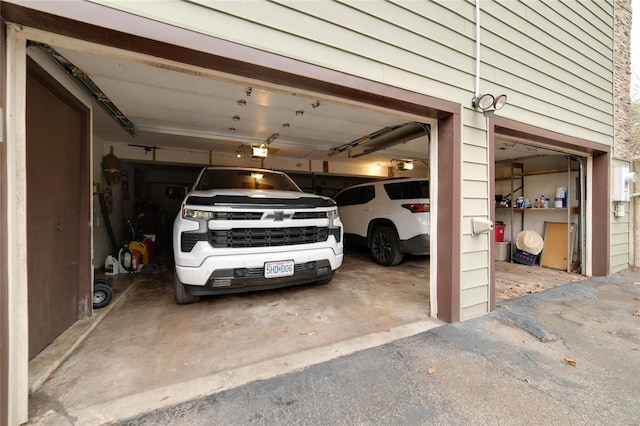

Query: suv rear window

[334,185,375,206]
[383,181,429,200]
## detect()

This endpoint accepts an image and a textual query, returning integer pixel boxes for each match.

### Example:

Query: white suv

[173,167,343,304]
[334,178,430,266]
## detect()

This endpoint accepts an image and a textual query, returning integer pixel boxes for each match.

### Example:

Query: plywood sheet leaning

[540,222,576,270]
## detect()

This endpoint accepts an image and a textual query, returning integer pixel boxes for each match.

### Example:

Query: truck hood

[185,189,336,208]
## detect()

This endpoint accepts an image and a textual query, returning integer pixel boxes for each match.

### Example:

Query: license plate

[264,260,294,278]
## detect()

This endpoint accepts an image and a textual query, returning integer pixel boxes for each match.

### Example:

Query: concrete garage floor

[28,248,435,424]
[27,250,583,424]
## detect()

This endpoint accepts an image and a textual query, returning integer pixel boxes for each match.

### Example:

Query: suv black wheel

[174,275,201,305]
[370,226,404,266]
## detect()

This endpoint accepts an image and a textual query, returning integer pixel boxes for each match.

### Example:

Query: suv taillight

[401,203,430,213]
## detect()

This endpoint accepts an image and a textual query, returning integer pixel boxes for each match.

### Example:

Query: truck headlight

[327,208,339,228]
[182,207,214,220]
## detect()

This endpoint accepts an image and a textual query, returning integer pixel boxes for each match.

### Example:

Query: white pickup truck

[172,167,344,304]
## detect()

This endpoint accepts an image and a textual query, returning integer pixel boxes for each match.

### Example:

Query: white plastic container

[105,255,119,275]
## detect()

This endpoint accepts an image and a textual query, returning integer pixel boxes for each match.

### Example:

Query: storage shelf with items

[494,155,583,273]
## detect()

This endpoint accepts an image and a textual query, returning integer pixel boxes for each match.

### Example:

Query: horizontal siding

[611,254,630,274]
[462,180,488,199]
[611,243,629,257]
[463,145,488,166]
[462,252,489,275]
[481,0,614,145]
[462,268,489,288]
[610,232,630,246]
[611,159,631,274]
[611,218,630,272]
[461,234,489,253]
[462,198,489,217]
[462,162,488,181]
[461,285,488,308]
[461,301,489,321]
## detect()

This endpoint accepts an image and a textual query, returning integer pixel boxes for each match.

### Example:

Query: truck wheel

[93,283,113,309]
[174,275,201,305]
[370,226,404,266]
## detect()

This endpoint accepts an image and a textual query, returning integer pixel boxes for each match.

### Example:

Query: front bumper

[175,246,344,287]
[182,260,336,296]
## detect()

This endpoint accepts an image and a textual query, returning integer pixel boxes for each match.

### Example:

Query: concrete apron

[27,249,438,425]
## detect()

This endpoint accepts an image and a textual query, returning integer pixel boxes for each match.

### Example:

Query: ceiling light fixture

[251,133,279,159]
[471,93,508,117]
[311,101,321,109]
[237,99,247,106]
[245,87,253,97]
[252,145,268,158]
[232,115,240,121]
[396,161,414,171]
[296,110,304,116]
[282,123,290,128]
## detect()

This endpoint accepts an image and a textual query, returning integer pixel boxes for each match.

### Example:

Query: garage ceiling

[31,44,431,165]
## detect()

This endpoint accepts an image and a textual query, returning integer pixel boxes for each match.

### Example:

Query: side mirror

[165,186,186,200]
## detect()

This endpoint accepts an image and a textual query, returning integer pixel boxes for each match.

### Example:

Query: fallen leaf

[427,367,436,374]
[634,310,640,316]
[564,357,576,366]
[300,331,317,336]
[377,328,390,333]
[633,297,640,301]
[286,312,298,316]
[271,303,280,307]
[219,321,227,328]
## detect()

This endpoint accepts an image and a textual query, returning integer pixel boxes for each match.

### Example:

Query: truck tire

[370,226,404,266]
[174,274,201,305]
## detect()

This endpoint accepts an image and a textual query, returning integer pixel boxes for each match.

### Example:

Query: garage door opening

[493,138,588,301]
[26,35,442,417]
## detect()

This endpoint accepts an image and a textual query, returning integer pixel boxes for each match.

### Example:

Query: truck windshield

[196,169,302,192]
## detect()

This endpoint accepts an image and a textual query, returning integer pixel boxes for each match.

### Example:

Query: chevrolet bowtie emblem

[265,211,289,221]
